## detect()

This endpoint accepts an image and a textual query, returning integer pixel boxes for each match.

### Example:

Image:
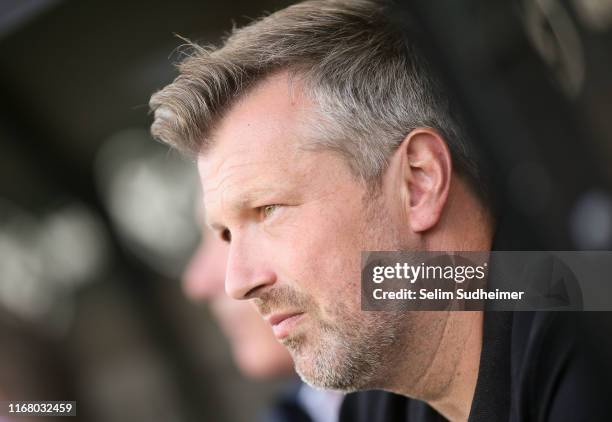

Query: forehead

[198,72,318,212]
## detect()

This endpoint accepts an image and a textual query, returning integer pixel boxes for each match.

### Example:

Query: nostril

[225,269,277,300]
[244,284,267,300]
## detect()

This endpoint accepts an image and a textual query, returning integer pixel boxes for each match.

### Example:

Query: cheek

[277,205,367,311]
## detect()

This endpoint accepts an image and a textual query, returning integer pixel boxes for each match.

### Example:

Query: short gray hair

[150,0,485,194]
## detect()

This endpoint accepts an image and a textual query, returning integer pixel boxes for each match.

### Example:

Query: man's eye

[262,204,280,219]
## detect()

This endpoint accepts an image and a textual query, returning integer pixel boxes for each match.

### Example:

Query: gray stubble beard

[283,305,403,392]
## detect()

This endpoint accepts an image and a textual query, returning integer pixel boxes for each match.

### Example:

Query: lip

[265,312,304,339]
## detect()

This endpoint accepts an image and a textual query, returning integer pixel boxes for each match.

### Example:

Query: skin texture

[199,72,494,422]
[183,223,294,379]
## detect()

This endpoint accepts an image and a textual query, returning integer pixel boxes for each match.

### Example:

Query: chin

[287,324,388,392]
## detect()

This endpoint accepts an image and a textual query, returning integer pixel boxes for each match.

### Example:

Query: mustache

[253,285,313,315]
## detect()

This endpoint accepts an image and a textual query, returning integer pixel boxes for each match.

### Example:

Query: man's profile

[149,1,612,421]
[184,211,344,422]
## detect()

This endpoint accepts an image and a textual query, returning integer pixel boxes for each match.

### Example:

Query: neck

[426,311,483,421]
[397,179,490,420]
[379,310,483,422]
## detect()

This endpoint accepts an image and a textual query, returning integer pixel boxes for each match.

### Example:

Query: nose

[182,236,228,301]
[225,234,277,300]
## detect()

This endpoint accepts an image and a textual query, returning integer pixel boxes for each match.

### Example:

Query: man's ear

[396,128,452,233]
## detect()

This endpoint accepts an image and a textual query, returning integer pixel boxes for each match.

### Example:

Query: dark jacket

[339,310,612,421]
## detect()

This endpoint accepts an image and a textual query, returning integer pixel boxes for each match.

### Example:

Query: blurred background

[0,1,296,421]
[0,0,611,421]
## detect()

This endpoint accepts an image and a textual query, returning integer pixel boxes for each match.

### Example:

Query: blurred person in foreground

[150,1,612,421]
[184,219,344,422]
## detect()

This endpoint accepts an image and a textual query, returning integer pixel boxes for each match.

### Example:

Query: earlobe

[401,129,452,233]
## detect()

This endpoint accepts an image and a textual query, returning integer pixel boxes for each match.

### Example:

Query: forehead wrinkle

[202,154,297,227]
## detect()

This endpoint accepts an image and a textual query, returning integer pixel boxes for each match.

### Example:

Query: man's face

[199,73,430,391]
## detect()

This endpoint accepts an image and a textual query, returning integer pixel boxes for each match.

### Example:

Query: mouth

[265,312,305,339]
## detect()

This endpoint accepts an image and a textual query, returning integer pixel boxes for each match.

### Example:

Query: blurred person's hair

[150,0,487,199]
